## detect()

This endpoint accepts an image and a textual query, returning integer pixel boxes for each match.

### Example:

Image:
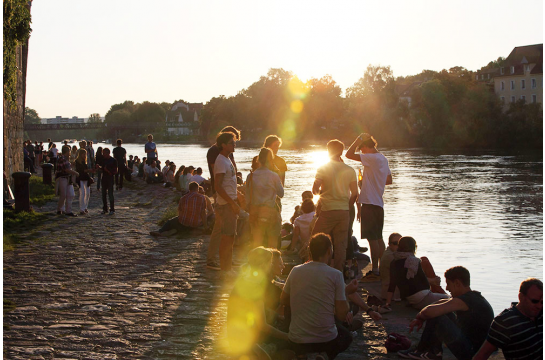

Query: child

[288,199,316,261]
[290,190,314,223]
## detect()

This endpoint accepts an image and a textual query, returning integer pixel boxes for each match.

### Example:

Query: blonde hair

[76,148,87,164]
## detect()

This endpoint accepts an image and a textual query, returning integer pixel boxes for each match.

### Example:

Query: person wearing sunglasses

[473,277,542,360]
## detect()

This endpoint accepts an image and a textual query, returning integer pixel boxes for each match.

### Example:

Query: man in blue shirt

[145,134,157,165]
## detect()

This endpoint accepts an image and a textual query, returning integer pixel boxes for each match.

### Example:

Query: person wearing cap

[345,133,392,280]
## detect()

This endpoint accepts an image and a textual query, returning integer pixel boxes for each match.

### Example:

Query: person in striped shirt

[473,278,542,360]
[149,181,208,237]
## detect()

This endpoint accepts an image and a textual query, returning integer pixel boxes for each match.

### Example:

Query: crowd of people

[35,127,542,360]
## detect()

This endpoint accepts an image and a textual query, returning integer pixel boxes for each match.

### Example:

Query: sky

[26,0,543,119]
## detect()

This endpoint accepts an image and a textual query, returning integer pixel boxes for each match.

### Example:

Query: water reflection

[86,143,542,313]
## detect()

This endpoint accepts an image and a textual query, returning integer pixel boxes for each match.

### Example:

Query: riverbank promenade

[3,178,505,359]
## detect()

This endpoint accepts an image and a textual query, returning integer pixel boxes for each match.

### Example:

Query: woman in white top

[246,147,284,248]
[288,199,316,260]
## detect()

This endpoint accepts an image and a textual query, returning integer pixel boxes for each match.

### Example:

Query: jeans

[101,181,114,212]
[96,169,102,190]
[115,165,125,189]
[288,322,352,359]
[79,180,90,212]
[159,217,191,233]
[417,314,475,359]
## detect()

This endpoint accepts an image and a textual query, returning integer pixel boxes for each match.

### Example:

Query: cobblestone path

[4,179,388,359]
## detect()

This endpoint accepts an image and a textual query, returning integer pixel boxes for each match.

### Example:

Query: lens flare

[291,100,304,113]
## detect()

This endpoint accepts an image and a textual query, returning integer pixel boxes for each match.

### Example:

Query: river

[60,141,543,314]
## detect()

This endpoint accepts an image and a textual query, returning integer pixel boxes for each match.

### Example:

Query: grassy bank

[29,175,56,206]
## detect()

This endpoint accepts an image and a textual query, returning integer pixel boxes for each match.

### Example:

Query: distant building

[474,67,500,87]
[165,101,203,135]
[493,44,543,109]
[44,116,85,124]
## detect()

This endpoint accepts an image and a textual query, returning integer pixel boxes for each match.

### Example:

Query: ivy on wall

[3,0,31,110]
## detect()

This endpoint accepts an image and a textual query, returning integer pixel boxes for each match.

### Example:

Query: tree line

[26,62,542,149]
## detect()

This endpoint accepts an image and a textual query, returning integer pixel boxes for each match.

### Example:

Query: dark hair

[103,148,110,155]
[520,278,543,295]
[251,156,260,171]
[361,136,377,149]
[281,222,294,232]
[327,139,344,158]
[263,135,282,148]
[301,199,315,214]
[258,147,273,166]
[216,132,235,149]
[196,167,202,174]
[445,266,470,287]
[188,181,199,191]
[62,145,71,155]
[309,233,332,260]
[388,232,402,245]
[397,236,416,253]
[116,139,122,145]
[96,147,103,156]
[221,126,241,140]
[302,190,313,200]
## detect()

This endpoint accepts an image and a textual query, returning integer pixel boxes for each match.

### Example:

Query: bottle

[358,168,363,188]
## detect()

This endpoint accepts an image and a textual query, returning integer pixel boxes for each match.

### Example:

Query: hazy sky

[26,0,543,118]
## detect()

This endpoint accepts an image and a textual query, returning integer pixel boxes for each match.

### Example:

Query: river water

[66,141,543,314]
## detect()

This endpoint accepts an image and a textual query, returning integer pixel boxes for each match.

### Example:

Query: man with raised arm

[345,133,392,281]
[473,278,542,360]
[399,266,494,360]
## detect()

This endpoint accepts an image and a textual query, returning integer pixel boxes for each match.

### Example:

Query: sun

[311,150,329,168]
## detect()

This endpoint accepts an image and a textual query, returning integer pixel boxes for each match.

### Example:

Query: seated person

[473,278,543,360]
[161,160,171,178]
[384,236,449,311]
[226,247,289,359]
[146,161,164,184]
[236,171,244,185]
[178,166,194,193]
[290,190,314,223]
[138,157,146,178]
[198,185,215,229]
[350,235,370,280]
[164,163,176,187]
[281,233,381,360]
[190,167,207,185]
[399,266,494,360]
[287,199,316,261]
[149,182,207,237]
[380,232,402,301]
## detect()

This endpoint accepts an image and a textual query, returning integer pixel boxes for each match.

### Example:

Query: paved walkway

[4,178,400,359]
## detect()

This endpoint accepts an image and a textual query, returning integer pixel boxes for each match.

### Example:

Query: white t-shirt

[144,164,151,176]
[283,261,346,344]
[214,154,237,206]
[51,147,58,157]
[190,174,206,185]
[358,153,391,208]
[293,211,315,244]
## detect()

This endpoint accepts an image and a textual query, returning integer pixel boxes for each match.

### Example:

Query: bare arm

[280,291,290,307]
[335,300,350,321]
[472,340,498,360]
[419,297,468,320]
[345,135,364,161]
[312,178,323,195]
[349,180,358,207]
[289,226,301,250]
[214,173,239,213]
[386,174,392,185]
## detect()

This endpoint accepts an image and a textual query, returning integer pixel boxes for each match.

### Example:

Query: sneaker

[101,210,108,214]
[206,262,221,271]
[109,210,115,215]
[65,212,78,217]
[150,231,163,237]
[84,209,89,214]
[56,211,63,215]
[408,350,442,360]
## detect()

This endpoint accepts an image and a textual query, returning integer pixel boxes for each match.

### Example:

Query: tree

[346,64,394,98]
[88,113,101,123]
[24,107,40,124]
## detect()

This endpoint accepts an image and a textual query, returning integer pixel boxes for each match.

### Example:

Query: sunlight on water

[83,142,542,314]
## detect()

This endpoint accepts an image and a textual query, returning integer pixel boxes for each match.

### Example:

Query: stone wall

[3,38,29,187]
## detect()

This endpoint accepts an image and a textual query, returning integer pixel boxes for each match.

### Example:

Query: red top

[178,191,207,227]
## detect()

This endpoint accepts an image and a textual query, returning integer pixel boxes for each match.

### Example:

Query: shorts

[360,204,384,241]
[216,204,238,236]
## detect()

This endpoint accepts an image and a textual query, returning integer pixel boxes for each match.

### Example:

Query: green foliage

[3,208,47,235]
[88,113,102,123]
[3,0,31,108]
[158,205,177,226]
[24,107,40,124]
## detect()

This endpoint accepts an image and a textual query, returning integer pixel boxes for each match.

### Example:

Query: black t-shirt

[112,146,127,167]
[456,290,494,351]
[102,157,118,183]
[75,161,90,181]
[388,259,430,298]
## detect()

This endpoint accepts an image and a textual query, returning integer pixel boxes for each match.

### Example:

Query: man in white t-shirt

[346,133,392,280]
[281,233,361,359]
[212,131,240,274]
[190,167,206,185]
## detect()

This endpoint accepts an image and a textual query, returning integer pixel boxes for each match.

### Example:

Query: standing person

[47,138,54,151]
[399,266,494,360]
[145,134,158,165]
[246,147,284,249]
[50,144,58,172]
[345,133,392,280]
[87,141,95,171]
[112,139,127,191]
[75,149,93,215]
[70,145,78,167]
[95,147,104,190]
[38,141,44,165]
[311,139,358,272]
[99,148,118,214]
[473,278,542,360]
[263,135,287,186]
[211,131,240,275]
[55,145,79,216]
[34,141,40,167]
[26,140,36,171]
[206,126,241,196]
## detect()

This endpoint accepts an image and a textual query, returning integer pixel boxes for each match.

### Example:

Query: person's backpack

[385,332,411,353]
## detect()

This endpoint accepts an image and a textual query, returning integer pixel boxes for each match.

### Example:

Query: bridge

[23,122,199,131]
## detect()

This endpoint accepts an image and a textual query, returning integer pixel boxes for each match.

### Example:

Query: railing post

[11,172,31,212]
